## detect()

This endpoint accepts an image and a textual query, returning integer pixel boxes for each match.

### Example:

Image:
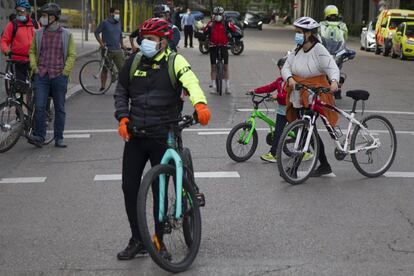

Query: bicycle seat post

[351,99,358,114]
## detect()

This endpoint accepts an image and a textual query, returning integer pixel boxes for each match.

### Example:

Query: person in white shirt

[282,16,340,177]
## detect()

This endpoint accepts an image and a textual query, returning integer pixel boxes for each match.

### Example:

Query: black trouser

[14,62,30,81]
[270,113,288,156]
[122,137,167,241]
[184,25,193,47]
[295,108,329,166]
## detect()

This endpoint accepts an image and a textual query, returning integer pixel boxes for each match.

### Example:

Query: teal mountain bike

[226,92,294,162]
[130,115,205,273]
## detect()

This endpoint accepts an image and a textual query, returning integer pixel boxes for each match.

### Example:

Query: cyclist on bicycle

[203,6,236,94]
[114,18,211,261]
[282,16,340,177]
[1,0,37,81]
[94,7,126,91]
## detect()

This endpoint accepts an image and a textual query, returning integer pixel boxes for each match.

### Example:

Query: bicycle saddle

[346,90,370,101]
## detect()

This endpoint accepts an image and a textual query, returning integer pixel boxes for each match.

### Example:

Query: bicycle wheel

[0,101,24,153]
[79,60,113,95]
[276,120,319,185]
[350,115,397,177]
[216,61,223,95]
[138,164,201,273]
[226,122,258,162]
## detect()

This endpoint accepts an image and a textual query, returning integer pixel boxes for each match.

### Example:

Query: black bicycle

[0,61,54,153]
[129,115,205,273]
[214,46,227,95]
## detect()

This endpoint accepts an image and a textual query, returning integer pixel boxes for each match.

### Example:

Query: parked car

[224,11,242,28]
[256,12,272,24]
[243,12,263,30]
[375,9,414,56]
[391,22,414,60]
[179,11,204,21]
[360,21,376,51]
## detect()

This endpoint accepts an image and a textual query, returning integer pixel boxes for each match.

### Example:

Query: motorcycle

[321,38,356,99]
[195,23,244,55]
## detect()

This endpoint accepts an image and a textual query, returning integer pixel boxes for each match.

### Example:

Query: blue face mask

[140,39,160,58]
[114,14,120,21]
[17,15,27,22]
[295,33,305,45]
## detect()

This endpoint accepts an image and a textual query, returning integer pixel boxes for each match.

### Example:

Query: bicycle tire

[226,122,258,162]
[216,61,223,96]
[138,164,201,273]
[79,60,112,95]
[0,101,24,153]
[276,120,319,185]
[181,148,197,248]
[350,115,397,178]
[230,41,244,55]
[199,42,209,54]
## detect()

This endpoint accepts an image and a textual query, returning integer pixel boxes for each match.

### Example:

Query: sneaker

[302,152,314,162]
[260,152,277,163]
[117,238,148,260]
[27,134,44,148]
[310,164,332,177]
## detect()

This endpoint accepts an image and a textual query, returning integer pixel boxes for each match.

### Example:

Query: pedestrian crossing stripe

[94,171,241,181]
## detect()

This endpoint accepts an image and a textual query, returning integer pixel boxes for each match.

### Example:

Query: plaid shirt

[38,27,65,79]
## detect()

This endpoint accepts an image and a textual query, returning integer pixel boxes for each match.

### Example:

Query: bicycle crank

[334,148,347,161]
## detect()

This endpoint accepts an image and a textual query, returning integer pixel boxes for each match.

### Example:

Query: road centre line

[0,177,47,184]
[237,109,414,116]
[94,171,240,181]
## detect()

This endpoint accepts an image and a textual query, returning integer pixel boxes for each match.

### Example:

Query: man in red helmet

[114,18,211,261]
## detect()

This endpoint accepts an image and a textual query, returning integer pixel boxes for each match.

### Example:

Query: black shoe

[54,139,67,148]
[310,164,332,177]
[159,242,172,261]
[117,238,148,260]
[334,90,342,99]
[100,87,105,91]
[27,135,43,148]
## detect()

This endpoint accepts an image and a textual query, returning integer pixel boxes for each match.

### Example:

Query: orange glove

[118,117,130,141]
[194,103,211,126]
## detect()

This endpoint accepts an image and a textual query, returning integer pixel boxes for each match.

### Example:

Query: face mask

[140,39,160,58]
[17,15,27,22]
[114,14,120,21]
[295,33,304,45]
[215,15,223,22]
[40,17,49,26]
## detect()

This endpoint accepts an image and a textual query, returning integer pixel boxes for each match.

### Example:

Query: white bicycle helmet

[293,16,320,30]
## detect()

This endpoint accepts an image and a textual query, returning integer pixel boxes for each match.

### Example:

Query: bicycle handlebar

[127,115,198,136]
[295,83,331,94]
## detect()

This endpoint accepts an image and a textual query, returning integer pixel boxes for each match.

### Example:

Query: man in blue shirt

[94,7,126,91]
[181,8,195,48]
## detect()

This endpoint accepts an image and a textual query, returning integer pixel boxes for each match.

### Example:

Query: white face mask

[215,15,223,22]
[39,16,49,26]
[114,14,120,21]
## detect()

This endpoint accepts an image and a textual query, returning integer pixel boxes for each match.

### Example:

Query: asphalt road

[1,25,414,275]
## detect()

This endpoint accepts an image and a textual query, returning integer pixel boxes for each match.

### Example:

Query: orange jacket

[286,75,338,127]
[1,19,36,61]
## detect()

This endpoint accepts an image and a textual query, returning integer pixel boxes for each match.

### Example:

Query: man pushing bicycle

[114,18,211,261]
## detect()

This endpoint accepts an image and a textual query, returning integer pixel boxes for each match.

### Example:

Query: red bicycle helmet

[139,18,172,40]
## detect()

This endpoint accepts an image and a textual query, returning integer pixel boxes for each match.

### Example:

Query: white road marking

[94,171,240,181]
[63,134,91,139]
[64,129,117,134]
[237,108,414,116]
[297,172,336,178]
[0,177,47,184]
[384,172,414,178]
[198,131,230,135]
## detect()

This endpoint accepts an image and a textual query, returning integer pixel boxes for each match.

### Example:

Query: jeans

[270,113,288,156]
[33,73,68,141]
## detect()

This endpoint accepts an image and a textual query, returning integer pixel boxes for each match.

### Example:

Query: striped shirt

[38,27,65,78]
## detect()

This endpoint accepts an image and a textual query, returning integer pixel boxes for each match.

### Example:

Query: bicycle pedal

[195,193,205,207]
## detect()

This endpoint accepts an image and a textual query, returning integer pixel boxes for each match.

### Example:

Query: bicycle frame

[300,89,380,155]
[243,108,275,144]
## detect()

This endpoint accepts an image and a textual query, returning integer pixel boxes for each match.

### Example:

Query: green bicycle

[226,92,294,162]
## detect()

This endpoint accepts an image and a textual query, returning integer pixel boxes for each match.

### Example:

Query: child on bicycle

[249,57,288,163]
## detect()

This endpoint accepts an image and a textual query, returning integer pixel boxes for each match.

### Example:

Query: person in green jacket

[28,3,76,148]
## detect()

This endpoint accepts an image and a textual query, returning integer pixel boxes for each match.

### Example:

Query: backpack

[11,18,39,41]
[129,51,180,91]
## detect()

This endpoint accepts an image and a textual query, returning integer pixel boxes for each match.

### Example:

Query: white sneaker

[210,81,217,94]
[225,80,231,94]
